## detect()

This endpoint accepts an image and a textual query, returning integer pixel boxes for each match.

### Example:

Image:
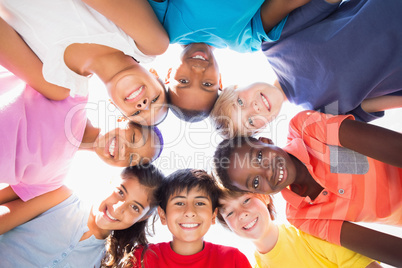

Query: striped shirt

[282,111,402,245]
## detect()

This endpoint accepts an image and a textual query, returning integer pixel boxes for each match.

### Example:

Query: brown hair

[209,85,240,139]
[217,188,276,230]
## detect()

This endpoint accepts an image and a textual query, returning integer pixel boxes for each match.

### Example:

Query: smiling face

[228,139,297,194]
[107,64,168,126]
[94,176,151,231]
[167,43,220,114]
[231,83,285,136]
[94,123,159,167]
[159,187,217,253]
[219,193,272,240]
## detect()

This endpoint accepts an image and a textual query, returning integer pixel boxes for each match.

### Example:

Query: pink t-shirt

[0,71,87,201]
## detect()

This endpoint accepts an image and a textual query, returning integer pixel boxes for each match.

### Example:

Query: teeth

[192,55,206,60]
[126,86,143,100]
[243,218,257,230]
[106,209,117,221]
[278,165,284,182]
[109,138,116,157]
[181,223,199,228]
[261,94,270,110]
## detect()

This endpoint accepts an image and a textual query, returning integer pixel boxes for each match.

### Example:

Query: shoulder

[206,242,249,261]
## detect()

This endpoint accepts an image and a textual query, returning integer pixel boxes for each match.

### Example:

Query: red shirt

[282,111,402,245]
[132,241,251,268]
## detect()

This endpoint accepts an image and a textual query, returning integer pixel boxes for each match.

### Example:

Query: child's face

[159,187,217,246]
[95,123,159,167]
[219,193,271,240]
[231,83,284,136]
[228,138,297,194]
[167,43,220,114]
[94,176,151,231]
[107,65,168,126]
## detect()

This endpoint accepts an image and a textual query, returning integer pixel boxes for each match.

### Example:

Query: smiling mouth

[109,137,116,157]
[261,93,271,112]
[105,208,118,221]
[243,218,258,230]
[179,223,200,229]
[125,85,144,101]
[190,51,208,61]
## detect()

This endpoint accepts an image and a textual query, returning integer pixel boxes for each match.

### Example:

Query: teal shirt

[149,0,287,53]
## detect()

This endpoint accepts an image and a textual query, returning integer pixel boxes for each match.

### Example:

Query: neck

[289,154,323,200]
[79,120,101,151]
[170,238,204,256]
[273,80,288,102]
[252,222,279,254]
[80,206,110,241]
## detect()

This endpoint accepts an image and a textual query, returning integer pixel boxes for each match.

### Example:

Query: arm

[0,17,70,100]
[260,0,311,33]
[82,0,169,56]
[340,221,402,267]
[339,118,402,168]
[361,95,402,113]
[0,185,18,205]
[0,186,72,235]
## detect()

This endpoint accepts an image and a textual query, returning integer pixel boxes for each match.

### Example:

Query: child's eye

[179,79,189,84]
[237,98,244,106]
[243,198,251,204]
[116,189,124,197]
[195,202,206,206]
[226,211,233,218]
[131,110,141,117]
[248,118,254,126]
[252,177,260,190]
[175,202,184,206]
[151,95,160,103]
[202,82,212,87]
[131,204,140,213]
[257,151,262,164]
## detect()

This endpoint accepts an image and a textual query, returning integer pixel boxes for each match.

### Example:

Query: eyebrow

[121,184,145,210]
[170,195,210,201]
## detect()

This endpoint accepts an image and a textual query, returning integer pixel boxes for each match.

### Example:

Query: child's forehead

[169,187,211,200]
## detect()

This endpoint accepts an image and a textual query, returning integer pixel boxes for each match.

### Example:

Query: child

[149,0,311,122]
[210,82,286,138]
[218,190,381,267]
[213,110,402,266]
[0,0,169,126]
[210,0,402,137]
[0,164,165,268]
[0,70,163,208]
[132,169,252,267]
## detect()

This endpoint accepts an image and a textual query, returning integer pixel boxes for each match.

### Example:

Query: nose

[113,201,126,214]
[192,65,206,73]
[252,101,260,113]
[136,98,149,110]
[239,211,249,221]
[184,206,196,218]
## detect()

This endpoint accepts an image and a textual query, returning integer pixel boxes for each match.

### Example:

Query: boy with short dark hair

[132,168,251,268]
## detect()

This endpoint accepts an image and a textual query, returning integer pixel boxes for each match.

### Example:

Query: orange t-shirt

[282,111,402,245]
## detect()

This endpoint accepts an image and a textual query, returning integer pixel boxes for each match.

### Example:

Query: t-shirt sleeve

[147,0,168,24]
[301,230,377,268]
[11,181,62,202]
[288,110,354,147]
[131,246,144,268]
[288,217,344,245]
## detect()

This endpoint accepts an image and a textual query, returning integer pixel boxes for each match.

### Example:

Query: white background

[65,44,402,267]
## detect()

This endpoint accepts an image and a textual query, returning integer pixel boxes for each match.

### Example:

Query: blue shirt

[149,0,287,53]
[0,194,105,268]
[262,0,402,122]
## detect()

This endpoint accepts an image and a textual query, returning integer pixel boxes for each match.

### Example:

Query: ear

[211,208,218,225]
[149,68,159,78]
[158,206,168,225]
[218,73,223,90]
[258,137,274,145]
[164,68,172,84]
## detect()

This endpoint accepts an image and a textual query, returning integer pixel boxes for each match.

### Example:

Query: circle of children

[0,0,401,267]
